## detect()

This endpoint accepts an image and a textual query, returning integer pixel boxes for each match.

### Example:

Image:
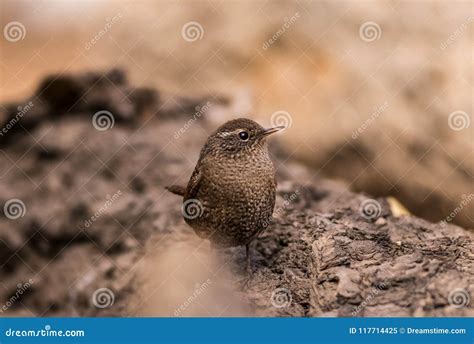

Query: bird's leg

[237,242,254,288]
[246,242,252,274]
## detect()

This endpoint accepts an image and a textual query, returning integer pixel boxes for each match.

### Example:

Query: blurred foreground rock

[0,70,472,317]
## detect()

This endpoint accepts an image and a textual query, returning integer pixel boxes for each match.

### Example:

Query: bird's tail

[165,185,186,196]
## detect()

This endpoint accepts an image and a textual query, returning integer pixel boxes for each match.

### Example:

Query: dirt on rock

[0,70,472,317]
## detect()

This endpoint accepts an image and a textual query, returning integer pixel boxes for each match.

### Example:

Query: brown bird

[166,118,284,272]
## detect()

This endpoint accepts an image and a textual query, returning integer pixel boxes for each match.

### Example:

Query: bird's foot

[239,273,253,289]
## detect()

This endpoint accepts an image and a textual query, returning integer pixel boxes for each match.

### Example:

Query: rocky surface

[0,71,472,317]
[243,177,473,317]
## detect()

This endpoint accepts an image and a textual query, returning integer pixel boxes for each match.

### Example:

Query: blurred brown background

[1,0,472,226]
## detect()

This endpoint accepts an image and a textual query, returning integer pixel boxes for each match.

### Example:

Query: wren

[166,118,284,272]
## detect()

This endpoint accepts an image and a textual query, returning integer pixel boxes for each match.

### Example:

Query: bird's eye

[238,131,249,141]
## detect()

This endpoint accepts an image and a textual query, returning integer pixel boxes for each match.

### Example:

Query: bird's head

[202,118,285,159]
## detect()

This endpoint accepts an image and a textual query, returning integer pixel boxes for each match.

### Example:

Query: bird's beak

[261,126,286,137]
